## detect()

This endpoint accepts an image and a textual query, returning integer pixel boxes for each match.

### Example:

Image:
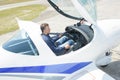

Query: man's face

[44,26,50,34]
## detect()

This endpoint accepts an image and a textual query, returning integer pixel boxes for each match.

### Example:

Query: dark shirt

[41,34,66,56]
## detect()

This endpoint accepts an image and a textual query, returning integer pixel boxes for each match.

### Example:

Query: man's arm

[42,34,67,56]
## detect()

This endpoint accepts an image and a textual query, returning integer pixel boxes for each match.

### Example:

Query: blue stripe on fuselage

[0,62,91,74]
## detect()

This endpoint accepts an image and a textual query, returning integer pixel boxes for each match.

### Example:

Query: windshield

[48,0,97,21]
[2,30,39,56]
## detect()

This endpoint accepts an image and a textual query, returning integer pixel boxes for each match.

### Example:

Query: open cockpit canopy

[48,0,97,24]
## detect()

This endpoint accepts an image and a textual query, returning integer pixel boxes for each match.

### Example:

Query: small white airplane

[0,0,120,80]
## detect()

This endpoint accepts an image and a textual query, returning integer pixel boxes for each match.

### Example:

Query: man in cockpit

[40,23,74,56]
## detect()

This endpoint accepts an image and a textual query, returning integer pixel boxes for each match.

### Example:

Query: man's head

[40,23,50,35]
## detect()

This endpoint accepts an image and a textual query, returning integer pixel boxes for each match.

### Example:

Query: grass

[0,0,33,5]
[0,4,47,35]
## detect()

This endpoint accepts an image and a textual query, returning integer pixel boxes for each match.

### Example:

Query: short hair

[40,23,49,33]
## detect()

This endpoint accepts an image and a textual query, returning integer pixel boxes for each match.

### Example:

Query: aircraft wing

[63,63,115,80]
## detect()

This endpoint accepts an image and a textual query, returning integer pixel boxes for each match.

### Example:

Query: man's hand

[58,33,63,38]
[64,44,70,49]
[80,18,87,24]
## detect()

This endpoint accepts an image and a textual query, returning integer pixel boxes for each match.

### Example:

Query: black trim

[47,0,83,20]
